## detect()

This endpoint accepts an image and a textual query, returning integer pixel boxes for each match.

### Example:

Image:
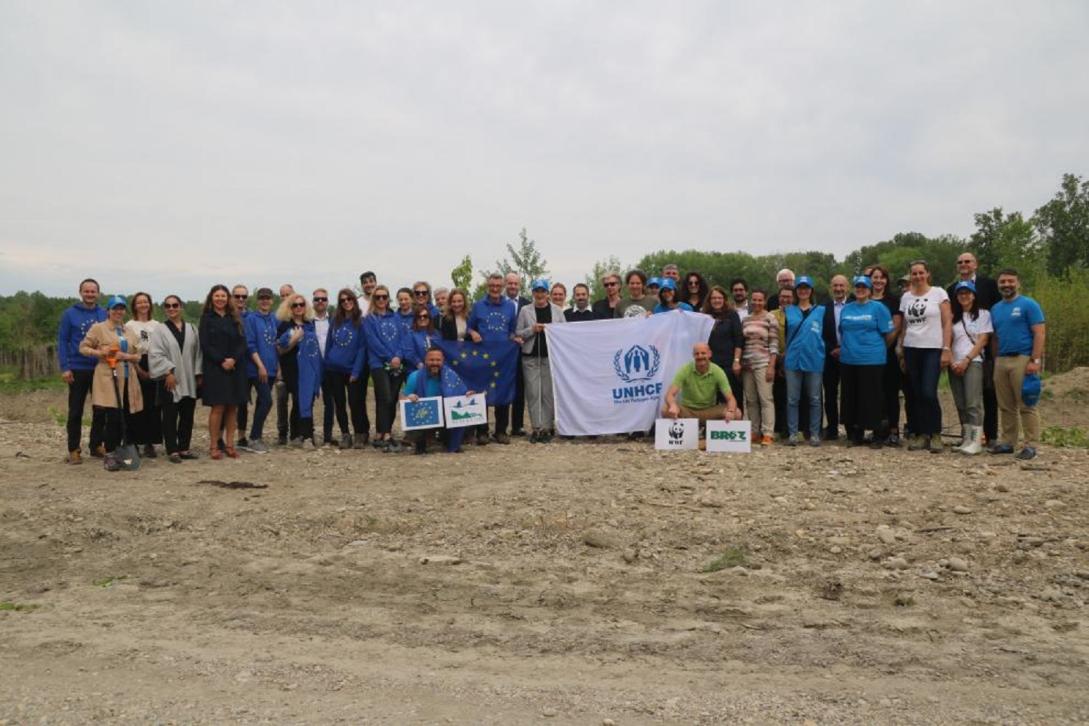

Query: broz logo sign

[611,344,663,403]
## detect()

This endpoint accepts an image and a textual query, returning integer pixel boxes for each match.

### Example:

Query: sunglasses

[417,314,430,320]
[603,281,619,287]
[373,294,389,300]
[957,259,972,264]
[291,302,306,309]
[233,294,248,300]
[339,297,353,304]
[413,290,429,296]
[163,302,181,309]
[313,296,327,302]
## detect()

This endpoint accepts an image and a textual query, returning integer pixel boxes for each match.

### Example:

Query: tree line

[2,174,1086,376]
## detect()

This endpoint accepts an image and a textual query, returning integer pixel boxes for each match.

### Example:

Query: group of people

[56,252,1046,466]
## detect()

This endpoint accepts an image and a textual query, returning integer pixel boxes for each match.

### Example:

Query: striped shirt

[741,312,779,369]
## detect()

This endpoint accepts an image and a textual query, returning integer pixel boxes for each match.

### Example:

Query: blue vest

[784,305,826,372]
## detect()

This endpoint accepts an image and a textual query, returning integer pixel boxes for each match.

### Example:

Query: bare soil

[1,373,1088,724]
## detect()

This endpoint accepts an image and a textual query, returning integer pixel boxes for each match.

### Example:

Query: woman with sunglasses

[683,272,709,311]
[402,305,438,370]
[411,281,441,319]
[898,260,953,453]
[124,291,163,458]
[276,293,323,448]
[148,295,202,463]
[323,288,368,449]
[363,285,405,451]
[198,284,248,459]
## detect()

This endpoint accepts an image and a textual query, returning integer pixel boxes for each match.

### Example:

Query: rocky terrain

[2,370,1088,724]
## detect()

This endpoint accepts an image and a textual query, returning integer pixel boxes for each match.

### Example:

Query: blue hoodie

[396,308,416,339]
[784,304,827,373]
[468,295,517,343]
[325,318,367,378]
[244,310,280,379]
[277,321,323,419]
[363,309,405,369]
[57,303,107,372]
[402,329,438,369]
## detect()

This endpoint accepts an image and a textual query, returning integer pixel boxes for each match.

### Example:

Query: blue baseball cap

[852,275,873,290]
[107,295,127,309]
[659,278,677,292]
[530,278,550,292]
[795,275,814,288]
[954,280,977,294]
[647,277,662,288]
[1021,372,1042,407]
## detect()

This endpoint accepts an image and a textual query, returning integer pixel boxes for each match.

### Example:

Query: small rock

[919,571,939,580]
[868,548,884,561]
[877,528,897,545]
[583,529,619,549]
[953,505,973,515]
[829,546,842,555]
[602,720,616,726]
[885,556,909,570]
[541,708,557,718]
[946,557,969,572]
[418,555,463,565]
[1040,588,1062,602]
[995,482,1010,492]
[621,548,638,564]
[1044,499,1064,509]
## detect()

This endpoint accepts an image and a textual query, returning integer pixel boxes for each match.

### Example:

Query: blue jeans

[904,347,942,435]
[248,379,273,441]
[786,369,823,438]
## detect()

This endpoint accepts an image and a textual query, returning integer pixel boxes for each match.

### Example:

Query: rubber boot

[961,425,983,455]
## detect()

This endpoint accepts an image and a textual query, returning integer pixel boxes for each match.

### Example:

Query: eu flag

[436,340,519,406]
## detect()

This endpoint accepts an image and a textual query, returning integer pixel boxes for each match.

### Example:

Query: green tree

[1035,173,1089,276]
[450,254,473,291]
[969,208,1043,281]
[484,227,548,298]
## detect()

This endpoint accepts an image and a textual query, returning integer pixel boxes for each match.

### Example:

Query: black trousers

[357,366,371,437]
[132,362,162,445]
[510,364,525,433]
[371,367,399,435]
[275,379,290,440]
[882,349,902,433]
[98,386,132,452]
[325,371,365,438]
[237,386,249,439]
[823,355,840,434]
[982,355,997,441]
[841,363,888,439]
[161,394,195,454]
[66,369,105,452]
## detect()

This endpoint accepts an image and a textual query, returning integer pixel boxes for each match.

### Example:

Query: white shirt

[951,309,993,362]
[124,319,161,355]
[832,298,847,345]
[313,314,330,357]
[735,304,750,322]
[900,287,950,349]
[359,296,370,316]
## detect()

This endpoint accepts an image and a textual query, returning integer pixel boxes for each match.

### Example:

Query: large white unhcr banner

[547,310,715,436]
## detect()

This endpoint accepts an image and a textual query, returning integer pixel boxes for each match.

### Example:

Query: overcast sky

[2,1,1087,299]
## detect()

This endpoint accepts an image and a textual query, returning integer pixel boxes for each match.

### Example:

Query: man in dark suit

[821,274,851,440]
[504,272,531,436]
[947,252,1000,443]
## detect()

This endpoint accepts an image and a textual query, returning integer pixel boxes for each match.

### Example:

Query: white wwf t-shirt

[951,309,993,362]
[900,287,949,349]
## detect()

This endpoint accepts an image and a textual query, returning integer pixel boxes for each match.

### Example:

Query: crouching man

[663,343,742,423]
[400,347,476,454]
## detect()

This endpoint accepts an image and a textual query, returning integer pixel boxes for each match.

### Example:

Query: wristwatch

[1030,358,1041,365]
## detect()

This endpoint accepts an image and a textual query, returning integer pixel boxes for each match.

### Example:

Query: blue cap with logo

[852,275,873,289]
[954,280,977,294]
[107,295,128,309]
[794,275,814,289]
[1021,372,1042,407]
[530,278,550,292]
[647,277,662,288]
[659,278,677,292]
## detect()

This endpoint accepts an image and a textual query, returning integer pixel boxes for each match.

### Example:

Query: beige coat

[78,321,144,412]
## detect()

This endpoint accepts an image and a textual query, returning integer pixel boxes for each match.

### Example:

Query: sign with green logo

[706,420,752,453]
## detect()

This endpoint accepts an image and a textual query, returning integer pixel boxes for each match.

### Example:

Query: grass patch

[1041,426,1089,448]
[0,374,66,395]
[93,575,127,588]
[0,601,39,612]
[704,546,748,572]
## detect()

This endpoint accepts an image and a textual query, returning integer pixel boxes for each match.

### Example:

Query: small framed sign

[705,420,752,453]
[654,418,699,450]
[400,396,444,431]
[444,394,488,429]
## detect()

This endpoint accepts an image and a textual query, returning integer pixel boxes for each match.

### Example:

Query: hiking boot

[354,433,369,449]
[339,433,353,449]
[91,443,107,458]
[248,439,270,454]
[168,452,182,464]
[907,435,926,451]
[276,435,288,447]
[67,450,82,465]
[760,434,773,446]
[386,440,403,453]
[494,433,511,445]
[928,434,944,454]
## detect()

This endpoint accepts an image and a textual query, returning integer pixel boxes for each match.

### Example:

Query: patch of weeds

[0,601,39,612]
[704,546,748,572]
[894,593,916,607]
[1063,387,1089,402]
[47,405,66,427]
[0,376,66,395]
[93,575,127,588]
[1042,426,1089,449]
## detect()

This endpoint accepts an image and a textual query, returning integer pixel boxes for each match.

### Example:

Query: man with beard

[989,269,1046,460]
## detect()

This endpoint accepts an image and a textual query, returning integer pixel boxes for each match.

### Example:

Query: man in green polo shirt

[662,343,741,422]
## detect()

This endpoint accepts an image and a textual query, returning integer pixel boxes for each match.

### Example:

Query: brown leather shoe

[91,443,107,458]
[67,450,83,465]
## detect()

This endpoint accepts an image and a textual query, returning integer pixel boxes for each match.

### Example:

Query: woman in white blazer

[514,279,567,443]
[148,295,203,463]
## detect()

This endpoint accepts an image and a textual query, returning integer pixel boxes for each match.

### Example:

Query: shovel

[105,348,141,472]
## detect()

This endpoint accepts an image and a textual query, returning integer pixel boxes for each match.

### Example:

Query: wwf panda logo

[668,419,686,442]
[907,298,928,319]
